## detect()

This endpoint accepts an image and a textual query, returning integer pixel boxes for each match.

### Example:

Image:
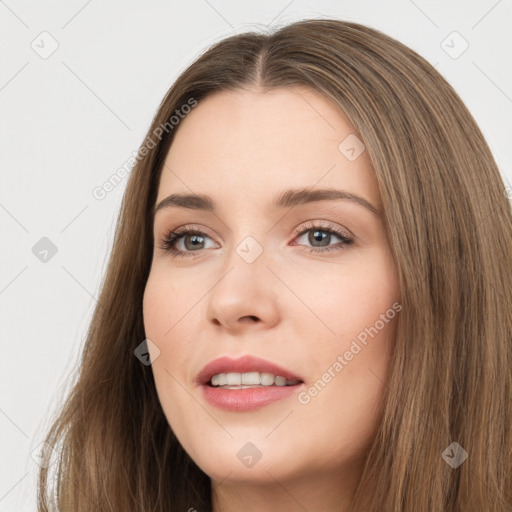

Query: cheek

[285,252,399,343]
[142,269,197,342]
[142,275,200,447]
[287,250,399,411]
[142,269,205,390]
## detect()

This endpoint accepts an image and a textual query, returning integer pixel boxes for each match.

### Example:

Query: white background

[1,1,511,509]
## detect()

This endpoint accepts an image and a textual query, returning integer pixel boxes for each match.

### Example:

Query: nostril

[241,315,258,322]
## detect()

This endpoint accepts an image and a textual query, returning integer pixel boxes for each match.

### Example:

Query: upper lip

[196,355,304,385]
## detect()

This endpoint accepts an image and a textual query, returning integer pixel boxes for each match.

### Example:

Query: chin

[183,434,308,484]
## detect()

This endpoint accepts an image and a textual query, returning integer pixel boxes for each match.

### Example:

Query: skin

[142,86,401,512]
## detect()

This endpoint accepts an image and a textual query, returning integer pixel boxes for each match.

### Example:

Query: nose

[205,248,281,334]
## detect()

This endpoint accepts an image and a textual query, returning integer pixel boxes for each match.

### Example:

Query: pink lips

[196,355,305,412]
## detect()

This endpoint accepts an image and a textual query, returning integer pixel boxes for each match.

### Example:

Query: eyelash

[158,222,354,259]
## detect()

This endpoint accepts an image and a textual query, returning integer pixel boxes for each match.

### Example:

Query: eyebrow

[154,187,383,218]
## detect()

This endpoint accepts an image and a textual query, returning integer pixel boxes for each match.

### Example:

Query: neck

[211,464,361,512]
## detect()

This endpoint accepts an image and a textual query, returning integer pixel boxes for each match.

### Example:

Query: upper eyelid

[294,221,352,238]
[168,224,219,242]
[160,221,348,236]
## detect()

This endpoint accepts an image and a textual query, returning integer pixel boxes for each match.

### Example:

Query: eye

[159,226,216,258]
[291,221,354,254]
[158,221,354,258]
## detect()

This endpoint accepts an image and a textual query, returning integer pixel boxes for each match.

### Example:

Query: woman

[37,18,512,511]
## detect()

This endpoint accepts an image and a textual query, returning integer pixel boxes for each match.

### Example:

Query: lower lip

[201,383,304,411]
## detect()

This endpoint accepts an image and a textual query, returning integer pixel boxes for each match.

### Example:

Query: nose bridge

[220,229,271,286]
[205,226,280,328]
[221,212,275,268]
[234,231,267,266]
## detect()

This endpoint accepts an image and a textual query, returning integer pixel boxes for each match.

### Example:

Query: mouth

[197,355,305,411]
[196,354,304,387]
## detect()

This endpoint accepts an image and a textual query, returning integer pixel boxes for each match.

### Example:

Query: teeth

[274,376,287,386]
[242,371,260,385]
[210,372,299,387]
[226,373,242,385]
[260,372,275,386]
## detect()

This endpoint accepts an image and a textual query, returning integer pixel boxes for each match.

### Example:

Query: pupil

[310,230,329,247]
[185,234,203,250]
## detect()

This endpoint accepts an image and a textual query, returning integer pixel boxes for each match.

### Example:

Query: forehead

[157,87,380,210]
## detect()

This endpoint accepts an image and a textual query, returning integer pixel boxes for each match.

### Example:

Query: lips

[196,355,304,386]
[197,355,305,412]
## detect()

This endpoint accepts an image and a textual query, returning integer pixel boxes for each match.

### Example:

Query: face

[143,87,401,492]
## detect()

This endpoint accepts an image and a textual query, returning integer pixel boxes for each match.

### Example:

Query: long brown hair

[37,18,512,511]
